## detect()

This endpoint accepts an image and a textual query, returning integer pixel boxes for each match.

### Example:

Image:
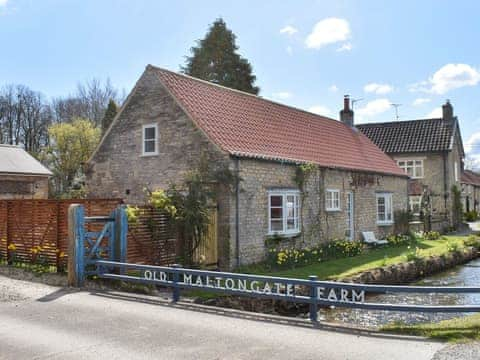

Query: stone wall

[0,175,49,199]
[462,182,480,212]
[232,158,408,266]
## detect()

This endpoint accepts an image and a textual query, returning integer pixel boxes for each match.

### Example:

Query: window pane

[144,140,155,153]
[270,195,282,207]
[287,219,295,230]
[144,127,156,140]
[271,220,283,232]
[270,207,283,219]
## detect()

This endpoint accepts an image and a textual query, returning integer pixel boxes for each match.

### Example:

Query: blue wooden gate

[68,204,480,323]
[68,204,127,287]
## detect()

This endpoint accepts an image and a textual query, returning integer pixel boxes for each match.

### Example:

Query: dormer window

[142,124,158,156]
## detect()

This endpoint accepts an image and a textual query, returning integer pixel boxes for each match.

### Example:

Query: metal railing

[94,260,480,322]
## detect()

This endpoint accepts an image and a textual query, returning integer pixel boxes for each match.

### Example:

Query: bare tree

[0,85,52,154]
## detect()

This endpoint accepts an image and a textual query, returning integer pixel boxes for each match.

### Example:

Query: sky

[2,0,480,165]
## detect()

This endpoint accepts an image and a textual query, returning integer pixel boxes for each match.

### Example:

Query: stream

[318,258,480,328]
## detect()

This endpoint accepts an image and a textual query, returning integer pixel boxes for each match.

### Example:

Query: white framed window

[377,193,394,225]
[397,159,424,178]
[325,189,341,211]
[409,195,422,215]
[268,190,300,235]
[142,124,158,156]
[454,161,459,182]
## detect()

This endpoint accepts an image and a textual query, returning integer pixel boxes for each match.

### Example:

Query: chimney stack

[442,99,453,120]
[340,95,354,127]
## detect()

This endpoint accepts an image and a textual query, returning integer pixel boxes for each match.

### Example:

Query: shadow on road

[88,289,436,343]
[37,288,80,302]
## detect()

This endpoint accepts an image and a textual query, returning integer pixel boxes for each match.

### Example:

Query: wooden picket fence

[0,199,178,270]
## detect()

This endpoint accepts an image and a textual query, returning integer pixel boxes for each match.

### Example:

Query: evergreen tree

[101,99,117,133]
[182,18,260,95]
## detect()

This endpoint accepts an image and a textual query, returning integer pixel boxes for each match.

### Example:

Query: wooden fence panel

[127,207,177,266]
[0,199,177,269]
[0,199,121,267]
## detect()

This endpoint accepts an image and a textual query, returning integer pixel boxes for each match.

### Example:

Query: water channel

[319,258,480,328]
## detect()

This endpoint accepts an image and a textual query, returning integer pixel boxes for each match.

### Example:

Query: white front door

[346,191,354,240]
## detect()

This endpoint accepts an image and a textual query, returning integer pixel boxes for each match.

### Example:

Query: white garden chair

[362,231,388,246]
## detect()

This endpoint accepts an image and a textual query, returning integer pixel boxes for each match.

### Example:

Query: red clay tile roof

[150,65,406,177]
[462,170,480,186]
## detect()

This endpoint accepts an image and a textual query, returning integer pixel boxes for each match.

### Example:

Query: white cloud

[328,84,338,93]
[336,43,352,52]
[412,98,431,106]
[308,105,333,117]
[0,0,7,7]
[465,132,480,154]
[272,91,293,100]
[280,25,298,36]
[410,64,480,95]
[356,99,391,120]
[426,107,442,118]
[364,83,394,95]
[286,46,293,55]
[465,132,480,170]
[305,18,351,49]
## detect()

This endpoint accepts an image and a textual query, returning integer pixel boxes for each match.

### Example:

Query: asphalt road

[0,275,444,360]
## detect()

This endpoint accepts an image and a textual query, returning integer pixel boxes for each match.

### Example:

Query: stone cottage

[0,144,52,199]
[461,169,480,213]
[357,101,464,230]
[86,65,408,269]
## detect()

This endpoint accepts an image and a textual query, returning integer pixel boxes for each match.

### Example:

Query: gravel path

[432,342,480,360]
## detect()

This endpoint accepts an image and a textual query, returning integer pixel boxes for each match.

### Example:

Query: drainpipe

[443,151,448,218]
[234,157,240,268]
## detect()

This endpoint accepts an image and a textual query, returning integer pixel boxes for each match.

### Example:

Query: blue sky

[2,0,480,163]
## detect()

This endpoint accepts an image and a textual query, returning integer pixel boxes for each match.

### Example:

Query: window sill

[377,222,394,227]
[326,209,341,212]
[140,153,159,157]
[267,232,301,238]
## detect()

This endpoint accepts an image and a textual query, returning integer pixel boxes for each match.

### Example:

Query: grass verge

[242,236,467,280]
[382,314,480,342]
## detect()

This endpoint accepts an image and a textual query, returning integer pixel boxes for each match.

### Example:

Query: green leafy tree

[101,99,117,134]
[45,118,100,196]
[182,18,260,95]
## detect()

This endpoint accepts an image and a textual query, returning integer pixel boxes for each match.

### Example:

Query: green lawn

[241,236,467,280]
[188,236,469,300]
[382,314,480,342]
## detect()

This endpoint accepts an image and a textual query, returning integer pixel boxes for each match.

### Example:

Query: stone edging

[341,246,478,285]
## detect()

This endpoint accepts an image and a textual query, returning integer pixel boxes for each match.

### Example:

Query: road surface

[0,275,444,360]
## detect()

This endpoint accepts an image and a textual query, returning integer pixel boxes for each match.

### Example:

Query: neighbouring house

[0,144,52,199]
[86,65,408,269]
[461,169,480,213]
[357,101,464,231]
